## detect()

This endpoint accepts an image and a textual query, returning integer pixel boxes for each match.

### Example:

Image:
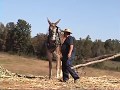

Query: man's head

[63,28,72,36]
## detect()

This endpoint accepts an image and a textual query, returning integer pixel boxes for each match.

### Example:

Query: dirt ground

[0,53,120,90]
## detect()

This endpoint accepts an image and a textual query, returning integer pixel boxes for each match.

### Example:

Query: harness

[47,27,62,52]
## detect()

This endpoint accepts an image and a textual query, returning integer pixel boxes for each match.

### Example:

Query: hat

[63,28,72,34]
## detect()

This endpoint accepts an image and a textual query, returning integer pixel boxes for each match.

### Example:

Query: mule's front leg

[56,54,62,79]
[49,59,52,79]
[47,50,53,79]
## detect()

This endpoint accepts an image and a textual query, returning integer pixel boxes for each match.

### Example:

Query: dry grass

[0,76,120,90]
[0,52,120,90]
[0,52,56,76]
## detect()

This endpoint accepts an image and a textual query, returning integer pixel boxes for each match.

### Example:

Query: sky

[1,0,120,41]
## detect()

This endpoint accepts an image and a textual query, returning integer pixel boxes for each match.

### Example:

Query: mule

[46,18,63,79]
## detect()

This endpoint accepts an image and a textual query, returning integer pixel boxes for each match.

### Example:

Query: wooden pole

[72,53,120,69]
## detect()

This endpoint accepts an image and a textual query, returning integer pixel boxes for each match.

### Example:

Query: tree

[104,39,120,54]
[75,38,85,62]
[91,39,105,57]
[15,19,32,55]
[81,35,93,59]
[5,19,33,55]
[5,22,16,51]
[32,33,47,58]
[0,23,7,51]
[75,35,93,64]
[0,22,5,51]
[113,39,120,53]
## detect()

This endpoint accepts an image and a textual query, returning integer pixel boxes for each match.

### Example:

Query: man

[61,28,79,83]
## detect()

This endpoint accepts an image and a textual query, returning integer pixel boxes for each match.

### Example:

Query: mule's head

[47,18,61,41]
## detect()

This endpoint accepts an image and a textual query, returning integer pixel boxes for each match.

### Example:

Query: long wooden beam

[72,53,120,69]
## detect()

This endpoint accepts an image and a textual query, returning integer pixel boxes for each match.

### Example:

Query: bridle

[47,26,62,52]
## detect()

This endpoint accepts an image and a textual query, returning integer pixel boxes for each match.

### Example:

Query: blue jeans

[62,54,79,81]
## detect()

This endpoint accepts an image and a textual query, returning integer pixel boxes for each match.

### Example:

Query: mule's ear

[47,18,51,25]
[55,19,61,25]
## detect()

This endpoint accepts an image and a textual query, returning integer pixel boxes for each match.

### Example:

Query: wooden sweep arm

[72,53,120,69]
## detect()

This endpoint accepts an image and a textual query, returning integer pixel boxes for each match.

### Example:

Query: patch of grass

[0,59,11,64]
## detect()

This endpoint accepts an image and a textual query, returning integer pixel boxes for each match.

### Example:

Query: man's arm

[68,45,74,58]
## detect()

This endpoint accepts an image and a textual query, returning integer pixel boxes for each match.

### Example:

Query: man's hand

[68,52,71,58]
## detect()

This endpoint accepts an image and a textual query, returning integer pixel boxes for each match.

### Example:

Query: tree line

[0,19,120,64]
